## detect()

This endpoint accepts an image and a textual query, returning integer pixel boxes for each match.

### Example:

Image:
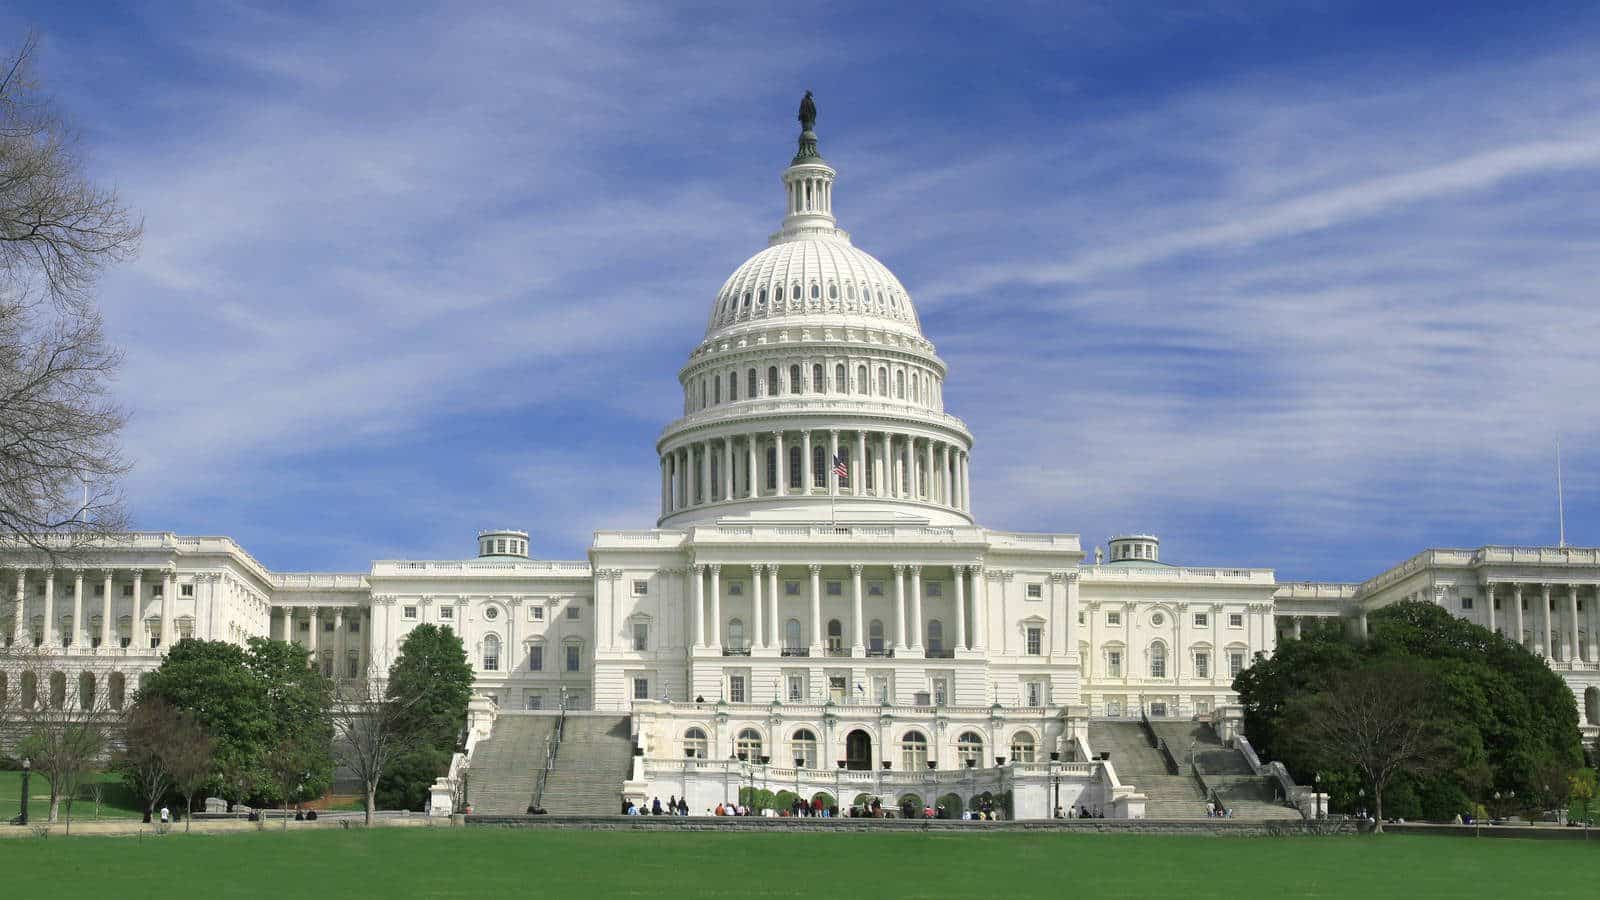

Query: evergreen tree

[376,624,473,810]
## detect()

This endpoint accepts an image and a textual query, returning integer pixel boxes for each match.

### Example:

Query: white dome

[706,237,923,339]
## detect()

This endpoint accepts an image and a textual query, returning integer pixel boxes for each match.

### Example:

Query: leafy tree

[264,736,317,830]
[120,697,182,824]
[245,637,334,800]
[376,625,472,810]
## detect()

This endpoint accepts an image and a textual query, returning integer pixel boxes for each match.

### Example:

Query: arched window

[20,671,37,709]
[812,445,826,488]
[810,283,820,300]
[927,619,943,653]
[900,730,928,770]
[866,448,875,490]
[107,672,125,710]
[766,447,777,490]
[828,283,838,300]
[789,364,802,394]
[700,379,707,409]
[758,287,767,306]
[742,291,751,309]
[827,619,843,653]
[784,618,802,651]
[748,368,757,398]
[847,284,856,300]
[684,727,708,759]
[49,671,66,709]
[728,372,737,402]
[877,367,887,396]
[868,619,884,653]
[791,283,800,302]
[775,285,783,303]
[78,672,96,710]
[788,446,802,489]
[482,634,501,671]
[812,364,824,392]
[911,372,919,403]
[792,728,818,768]
[895,370,905,399]
[1010,732,1037,763]
[736,728,763,761]
[857,364,868,394]
[713,378,721,405]
[1150,641,1167,678]
[768,367,779,396]
[956,732,984,767]
[728,618,745,650]
[710,455,720,499]
[835,363,846,392]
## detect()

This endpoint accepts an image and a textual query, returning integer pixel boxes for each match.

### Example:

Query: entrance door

[846,729,873,771]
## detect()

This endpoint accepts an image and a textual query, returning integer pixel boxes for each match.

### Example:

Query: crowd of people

[1054,804,1106,819]
[615,794,1027,821]
[622,796,689,816]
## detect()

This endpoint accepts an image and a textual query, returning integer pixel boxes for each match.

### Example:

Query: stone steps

[539,715,634,816]
[469,715,558,815]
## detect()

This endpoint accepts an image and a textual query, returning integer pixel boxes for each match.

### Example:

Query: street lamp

[17,758,30,826]
[1314,773,1322,820]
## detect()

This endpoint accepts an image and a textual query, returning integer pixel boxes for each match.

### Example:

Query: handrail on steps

[533,708,567,810]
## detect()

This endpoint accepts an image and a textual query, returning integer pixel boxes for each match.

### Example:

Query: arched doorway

[1586,686,1599,725]
[845,729,872,771]
[899,793,923,818]
[938,792,964,819]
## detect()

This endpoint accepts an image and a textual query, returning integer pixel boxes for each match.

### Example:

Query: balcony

[923,648,955,659]
[865,648,895,659]
[721,647,752,657]
[825,647,852,658]
[781,647,811,658]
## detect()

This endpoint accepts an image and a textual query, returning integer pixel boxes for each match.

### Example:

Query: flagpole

[1556,440,1566,548]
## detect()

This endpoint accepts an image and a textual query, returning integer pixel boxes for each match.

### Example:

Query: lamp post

[1314,772,1322,820]
[18,758,30,825]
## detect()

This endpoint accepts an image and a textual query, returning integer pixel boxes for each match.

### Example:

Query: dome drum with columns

[658,106,973,528]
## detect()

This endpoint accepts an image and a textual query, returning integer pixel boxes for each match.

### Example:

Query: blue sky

[6,2,1599,580]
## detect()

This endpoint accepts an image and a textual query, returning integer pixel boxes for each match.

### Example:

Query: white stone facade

[2,109,1595,814]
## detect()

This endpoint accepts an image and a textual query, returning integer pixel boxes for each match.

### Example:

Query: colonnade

[2,566,184,652]
[661,429,970,516]
[686,563,989,657]
[276,605,370,678]
[1482,582,1599,664]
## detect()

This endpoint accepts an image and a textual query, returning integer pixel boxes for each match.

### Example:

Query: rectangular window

[532,606,545,620]
[1460,596,1473,610]
[1107,650,1123,677]
[785,581,800,596]
[868,581,884,597]
[1195,652,1210,679]
[1025,626,1042,655]
[439,606,453,620]
[347,654,360,678]
[633,678,649,700]
[525,694,543,710]
[787,674,803,702]
[926,582,942,597]
[1078,611,1085,625]
[1193,613,1208,628]
[403,606,418,620]
[323,620,335,632]
[1106,611,1121,627]
[350,620,361,634]
[729,675,746,703]
[567,606,581,620]
[1229,652,1245,677]
[180,584,194,598]
[632,580,649,596]
[826,581,842,596]
[729,581,743,596]
[1026,583,1043,599]
[152,584,163,598]
[122,584,133,597]
[484,646,499,672]
[1228,613,1244,628]
[529,645,543,671]
[93,584,104,598]
[565,645,581,672]
[632,623,649,652]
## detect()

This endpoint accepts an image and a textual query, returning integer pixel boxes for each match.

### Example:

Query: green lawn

[0,770,145,822]
[0,828,1596,898]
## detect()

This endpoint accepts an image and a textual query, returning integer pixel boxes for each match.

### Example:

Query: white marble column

[767,565,780,648]
[100,569,113,648]
[70,570,83,649]
[908,565,923,650]
[808,564,822,652]
[161,569,175,648]
[42,570,55,647]
[691,565,704,649]
[972,566,988,651]
[922,441,933,501]
[961,453,971,512]
[854,432,866,497]
[892,565,906,649]
[131,570,144,646]
[747,437,758,499]
[879,433,891,497]
[699,442,710,506]
[828,430,840,495]
[723,438,734,501]
[1485,582,1496,633]
[1513,584,1525,647]
[850,564,865,654]
[773,431,786,497]
[802,431,813,493]
[308,607,320,666]
[1065,572,1080,660]
[709,565,722,649]
[334,607,346,677]
[660,457,670,515]
[7,569,20,645]
[953,565,967,651]
[1566,585,1579,663]
[1540,583,1552,657]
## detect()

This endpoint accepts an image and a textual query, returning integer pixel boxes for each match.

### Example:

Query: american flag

[832,451,849,479]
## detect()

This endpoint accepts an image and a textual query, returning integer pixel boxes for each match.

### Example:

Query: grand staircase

[537,715,635,815]
[1146,720,1303,821]
[1089,721,1207,819]
[467,714,558,815]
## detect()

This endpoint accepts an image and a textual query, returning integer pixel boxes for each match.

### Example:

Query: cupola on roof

[703,93,924,341]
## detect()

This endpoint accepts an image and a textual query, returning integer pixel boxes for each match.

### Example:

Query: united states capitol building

[3,102,1596,820]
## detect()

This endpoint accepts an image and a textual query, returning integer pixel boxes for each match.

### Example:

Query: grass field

[0,827,1595,898]
[0,771,144,822]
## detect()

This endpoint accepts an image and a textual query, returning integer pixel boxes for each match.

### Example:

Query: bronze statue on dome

[798,91,817,132]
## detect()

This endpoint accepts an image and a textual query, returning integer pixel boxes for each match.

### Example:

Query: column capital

[907,564,921,576]
[692,563,705,574]
[891,564,906,575]
[807,563,822,575]
[708,564,721,575]
[849,563,864,575]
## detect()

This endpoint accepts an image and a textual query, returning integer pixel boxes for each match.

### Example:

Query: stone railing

[1082,565,1275,584]
[660,397,971,437]
[691,523,987,544]
[372,559,592,577]
[1234,735,1309,820]
[272,573,369,591]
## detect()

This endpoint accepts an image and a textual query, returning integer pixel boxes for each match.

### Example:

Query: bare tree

[1286,662,1454,832]
[332,677,421,826]
[167,717,214,832]
[8,648,117,833]
[120,695,182,824]
[0,30,139,555]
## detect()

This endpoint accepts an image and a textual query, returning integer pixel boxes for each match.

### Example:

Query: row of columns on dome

[1337,582,1600,664]
[661,430,971,514]
[273,606,371,678]
[1,566,200,651]
[675,564,1043,657]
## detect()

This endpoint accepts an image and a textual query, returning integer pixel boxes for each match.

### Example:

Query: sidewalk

[0,813,442,839]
